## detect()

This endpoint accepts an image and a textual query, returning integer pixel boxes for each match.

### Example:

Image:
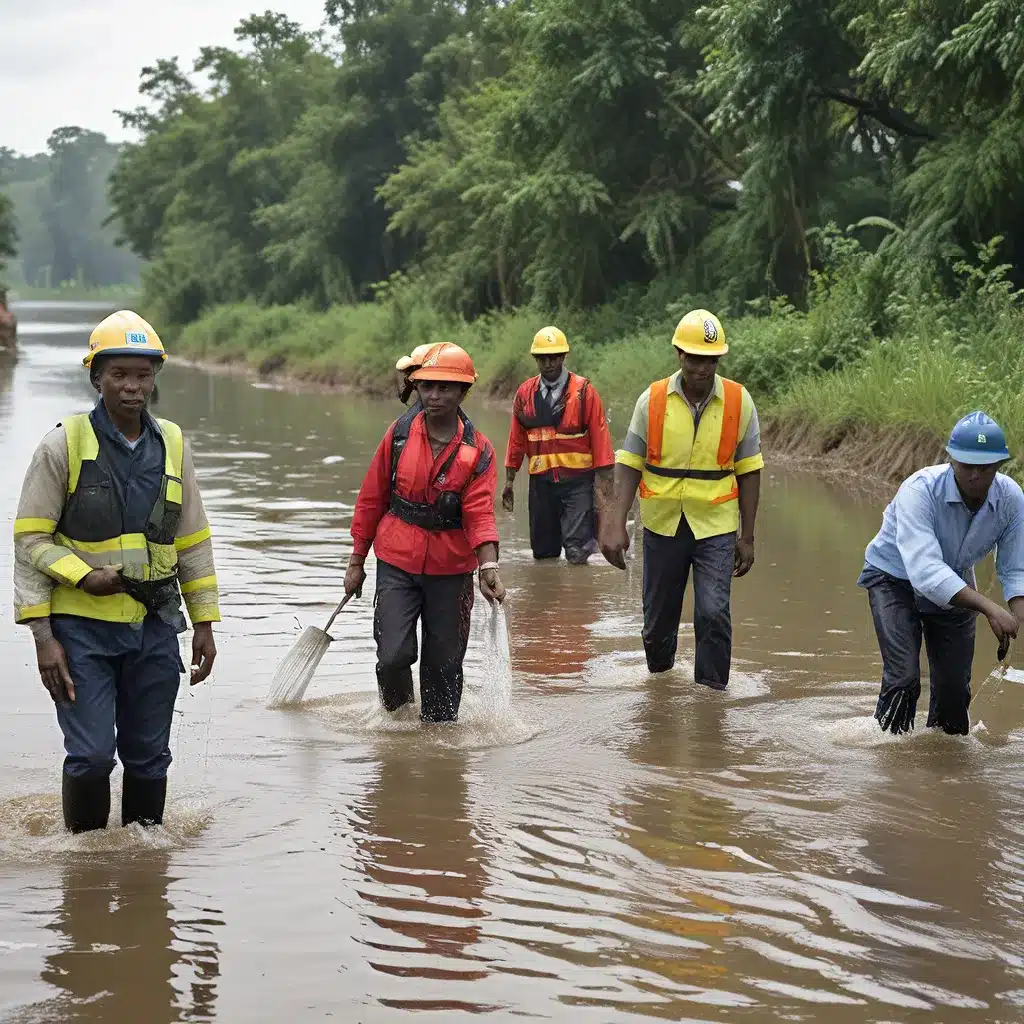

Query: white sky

[1,0,329,155]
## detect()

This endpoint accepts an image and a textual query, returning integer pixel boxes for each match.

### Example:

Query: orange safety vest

[645,376,743,476]
[514,372,594,478]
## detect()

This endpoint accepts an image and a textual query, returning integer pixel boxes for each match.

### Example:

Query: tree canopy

[1,130,142,290]
[100,0,1024,324]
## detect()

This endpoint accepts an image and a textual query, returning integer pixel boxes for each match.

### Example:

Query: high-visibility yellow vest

[639,375,744,539]
[50,414,184,622]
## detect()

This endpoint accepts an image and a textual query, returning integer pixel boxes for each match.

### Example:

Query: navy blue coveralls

[54,403,185,784]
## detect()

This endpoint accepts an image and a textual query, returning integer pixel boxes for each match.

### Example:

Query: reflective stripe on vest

[50,414,185,621]
[516,373,594,475]
[645,376,742,476]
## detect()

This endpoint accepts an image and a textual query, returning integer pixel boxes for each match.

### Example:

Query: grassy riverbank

[170,239,1024,483]
[8,284,141,303]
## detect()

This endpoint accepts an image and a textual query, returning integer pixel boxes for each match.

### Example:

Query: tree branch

[816,88,937,141]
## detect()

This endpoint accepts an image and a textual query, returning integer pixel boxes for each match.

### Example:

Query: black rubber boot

[121,773,168,827]
[62,772,111,834]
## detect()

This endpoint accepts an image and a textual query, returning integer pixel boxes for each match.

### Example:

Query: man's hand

[345,559,367,598]
[191,622,217,684]
[599,522,629,570]
[501,485,515,513]
[986,606,1019,648]
[79,567,123,596]
[479,567,506,603]
[733,536,755,577]
[36,637,75,703]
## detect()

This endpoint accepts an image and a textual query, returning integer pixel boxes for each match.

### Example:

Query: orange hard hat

[408,342,477,385]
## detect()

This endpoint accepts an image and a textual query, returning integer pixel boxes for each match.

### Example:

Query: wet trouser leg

[559,474,597,565]
[374,561,421,711]
[690,531,735,690]
[51,614,182,830]
[642,519,734,686]
[867,577,924,733]
[419,572,475,722]
[117,616,183,825]
[923,609,976,735]
[528,474,563,559]
[642,523,694,673]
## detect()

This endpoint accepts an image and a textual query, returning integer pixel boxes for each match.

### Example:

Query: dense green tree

[1,131,141,289]
[0,191,15,283]
[101,0,1024,323]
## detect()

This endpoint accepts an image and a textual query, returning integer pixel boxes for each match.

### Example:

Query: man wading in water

[502,326,615,565]
[345,342,505,722]
[860,411,1024,735]
[599,309,763,688]
[13,310,220,832]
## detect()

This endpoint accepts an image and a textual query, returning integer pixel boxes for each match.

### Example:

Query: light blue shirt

[863,464,1024,608]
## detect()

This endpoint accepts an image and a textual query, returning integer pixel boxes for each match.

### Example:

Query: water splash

[0,788,215,862]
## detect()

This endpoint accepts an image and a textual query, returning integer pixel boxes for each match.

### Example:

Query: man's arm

[463,446,505,602]
[734,470,760,577]
[503,399,528,512]
[345,428,395,597]
[894,481,975,608]
[586,386,616,525]
[599,390,649,569]
[14,429,95,612]
[176,438,220,625]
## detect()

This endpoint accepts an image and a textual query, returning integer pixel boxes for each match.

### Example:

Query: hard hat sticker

[125,331,148,345]
[979,433,987,443]
[703,319,718,342]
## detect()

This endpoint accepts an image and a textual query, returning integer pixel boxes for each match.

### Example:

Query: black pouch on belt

[117,570,181,612]
[389,490,463,530]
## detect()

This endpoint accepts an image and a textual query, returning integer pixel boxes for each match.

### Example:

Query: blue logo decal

[125,331,148,345]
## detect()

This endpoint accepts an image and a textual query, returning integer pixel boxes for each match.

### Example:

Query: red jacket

[351,410,499,575]
[505,372,614,481]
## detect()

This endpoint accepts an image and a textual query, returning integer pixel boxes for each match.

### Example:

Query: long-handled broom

[266,593,354,708]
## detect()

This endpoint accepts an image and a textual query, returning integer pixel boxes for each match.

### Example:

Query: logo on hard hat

[703,319,718,343]
[125,331,148,345]
[979,433,987,444]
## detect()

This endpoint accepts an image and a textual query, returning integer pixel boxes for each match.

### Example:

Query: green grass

[8,283,142,303]
[167,242,1024,482]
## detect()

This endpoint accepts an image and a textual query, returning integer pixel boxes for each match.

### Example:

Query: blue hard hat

[945,411,1010,465]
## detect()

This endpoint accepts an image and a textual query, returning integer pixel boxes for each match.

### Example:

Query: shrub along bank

[169,234,1024,484]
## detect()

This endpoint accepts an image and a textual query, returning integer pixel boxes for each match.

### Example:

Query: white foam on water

[301,602,537,749]
[0,789,215,862]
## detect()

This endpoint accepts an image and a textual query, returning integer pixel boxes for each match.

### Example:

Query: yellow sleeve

[13,429,93,621]
[175,437,221,624]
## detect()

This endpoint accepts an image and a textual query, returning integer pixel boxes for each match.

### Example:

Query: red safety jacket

[505,372,614,482]
[351,408,499,575]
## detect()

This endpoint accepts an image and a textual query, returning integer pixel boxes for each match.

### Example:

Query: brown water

[2,303,1024,1022]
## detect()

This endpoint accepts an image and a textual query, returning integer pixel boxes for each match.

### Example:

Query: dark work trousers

[642,517,735,687]
[374,560,475,722]
[866,574,976,735]
[528,472,596,564]
[50,614,184,780]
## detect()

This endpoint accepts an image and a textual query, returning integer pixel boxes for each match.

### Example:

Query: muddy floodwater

[2,302,1024,1023]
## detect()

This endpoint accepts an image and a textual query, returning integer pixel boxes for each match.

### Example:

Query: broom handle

[324,591,354,633]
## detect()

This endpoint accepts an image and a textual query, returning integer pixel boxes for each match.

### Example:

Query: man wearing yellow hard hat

[12,310,221,833]
[503,326,614,564]
[599,310,763,688]
[394,343,433,405]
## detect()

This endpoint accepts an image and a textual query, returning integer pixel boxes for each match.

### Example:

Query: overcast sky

[2,0,329,155]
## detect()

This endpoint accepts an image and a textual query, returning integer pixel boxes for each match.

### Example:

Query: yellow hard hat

[530,326,569,356]
[395,343,434,372]
[83,310,167,368]
[672,309,727,356]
